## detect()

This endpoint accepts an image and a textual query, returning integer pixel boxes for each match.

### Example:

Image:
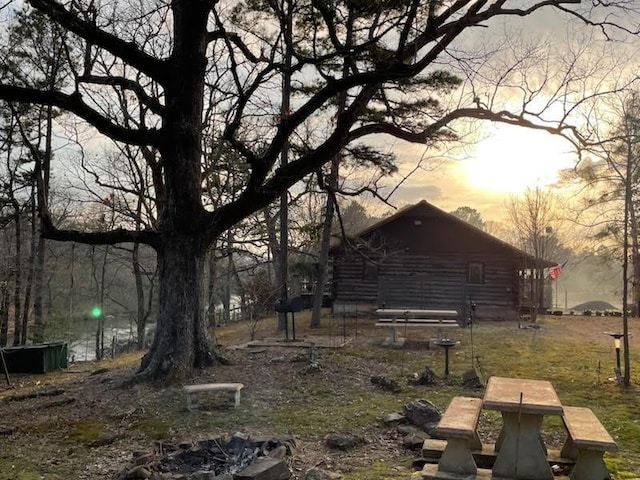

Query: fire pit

[115,432,294,480]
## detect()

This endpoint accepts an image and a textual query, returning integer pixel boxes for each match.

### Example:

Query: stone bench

[183,383,244,410]
[561,406,617,480]
[375,309,461,347]
[375,318,459,326]
[435,396,483,476]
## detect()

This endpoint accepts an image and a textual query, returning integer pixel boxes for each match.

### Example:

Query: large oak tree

[0,0,634,380]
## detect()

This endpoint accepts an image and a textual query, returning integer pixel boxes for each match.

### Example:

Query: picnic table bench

[183,382,244,410]
[435,396,483,476]
[561,406,617,480]
[421,377,618,480]
[375,308,461,347]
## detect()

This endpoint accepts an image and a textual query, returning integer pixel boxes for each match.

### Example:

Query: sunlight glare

[462,125,576,194]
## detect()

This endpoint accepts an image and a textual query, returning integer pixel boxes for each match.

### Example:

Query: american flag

[549,260,567,280]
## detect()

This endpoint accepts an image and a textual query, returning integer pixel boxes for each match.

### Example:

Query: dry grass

[1,313,639,479]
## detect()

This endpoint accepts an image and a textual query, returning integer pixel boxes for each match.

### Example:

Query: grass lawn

[0,313,639,479]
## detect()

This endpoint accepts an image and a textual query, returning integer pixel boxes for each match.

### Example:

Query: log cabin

[330,200,554,321]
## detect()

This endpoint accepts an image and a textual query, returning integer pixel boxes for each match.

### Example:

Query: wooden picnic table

[483,376,564,480]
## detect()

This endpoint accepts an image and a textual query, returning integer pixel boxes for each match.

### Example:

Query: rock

[156,442,179,453]
[191,471,216,480]
[370,375,401,393]
[402,432,428,450]
[382,412,405,425]
[90,367,110,376]
[267,445,287,460]
[280,435,297,456]
[304,467,339,480]
[291,353,308,362]
[125,466,151,479]
[397,424,421,435]
[150,473,172,480]
[214,349,233,365]
[234,457,291,480]
[462,368,485,388]
[213,474,232,480]
[325,433,365,451]
[179,442,193,450]
[419,367,438,386]
[227,432,250,454]
[133,452,156,466]
[403,399,441,431]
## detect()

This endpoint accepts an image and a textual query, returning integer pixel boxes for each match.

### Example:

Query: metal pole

[616,347,621,373]
[292,312,296,341]
[284,312,289,340]
[444,347,450,376]
[0,348,10,385]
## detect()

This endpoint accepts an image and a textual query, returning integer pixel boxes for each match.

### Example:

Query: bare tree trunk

[311,179,336,328]
[311,12,352,328]
[530,269,538,323]
[68,243,75,320]
[32,230,46,343]
[33,102,54,343]
[12,214,21,346]
[206,243,217,327]
[20,190,37,344]
[133,242,146,349]
[91,245,109,361]
[0,283,8,347]
[223,229,233,324]
[622,129,633,386]
[137,237,213,381]
[277,0,293,332]
[629,206,640,316]
[231,256,246,320]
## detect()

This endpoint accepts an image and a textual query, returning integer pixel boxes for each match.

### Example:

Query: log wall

[332,252,519,321]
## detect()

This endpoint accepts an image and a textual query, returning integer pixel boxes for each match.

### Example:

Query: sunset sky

[385,123,579,223]
[372,7,639,226]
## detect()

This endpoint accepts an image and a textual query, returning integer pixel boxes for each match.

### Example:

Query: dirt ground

[0,314,637,479]
[0,320,413,480]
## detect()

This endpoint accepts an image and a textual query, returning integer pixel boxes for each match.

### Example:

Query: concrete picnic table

[482,376,564,480]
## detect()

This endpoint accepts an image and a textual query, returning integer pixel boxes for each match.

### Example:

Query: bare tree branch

[0,84,163,146]
[28,0,168,82]
[77,74,164,115]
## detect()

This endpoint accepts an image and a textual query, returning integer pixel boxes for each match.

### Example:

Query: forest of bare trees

[0,0,637,381]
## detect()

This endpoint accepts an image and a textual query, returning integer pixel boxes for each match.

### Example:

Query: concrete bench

[375,318,459,326]
[376,308,459,319]
[435,396,483,476]
[375,309,460,347]
[561,406,617,480]
[183,383,244,410]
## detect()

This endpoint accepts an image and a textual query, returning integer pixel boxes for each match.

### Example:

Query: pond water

[66,316,141,362]
[65,297,241,362]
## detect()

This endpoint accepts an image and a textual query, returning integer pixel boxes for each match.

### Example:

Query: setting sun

[462,124,577,194]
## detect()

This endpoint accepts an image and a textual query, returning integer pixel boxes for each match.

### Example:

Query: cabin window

[468,262,484,284]
[363,260,378,281]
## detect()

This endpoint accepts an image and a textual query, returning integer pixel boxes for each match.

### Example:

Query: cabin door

[378,274,431,309]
